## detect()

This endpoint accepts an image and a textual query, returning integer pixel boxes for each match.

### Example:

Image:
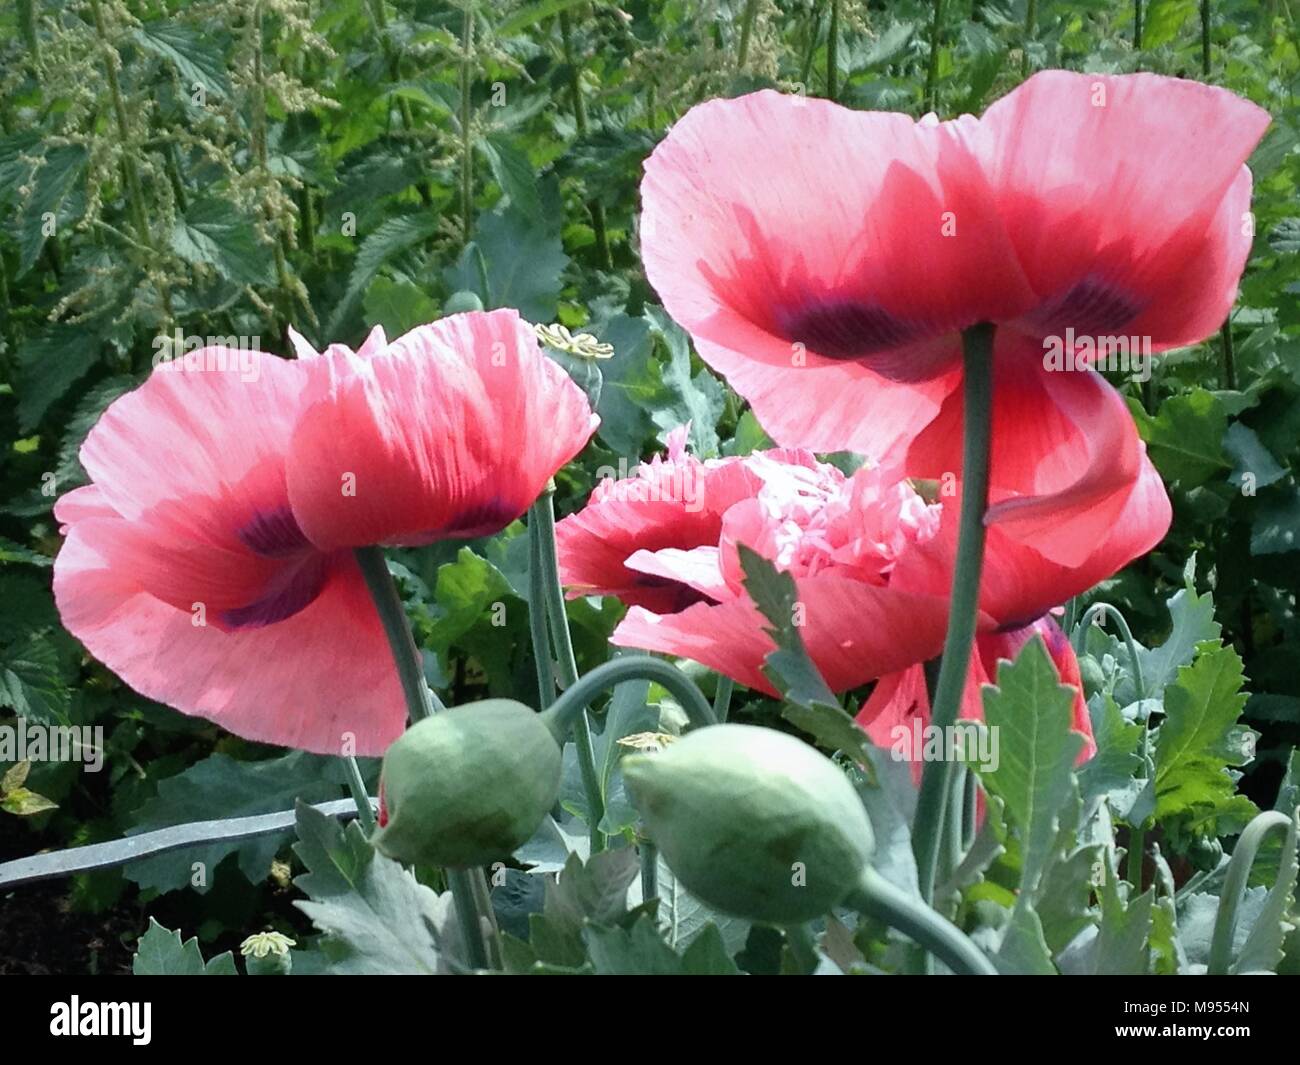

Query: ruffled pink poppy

[640,72,1267,567]
[53,310,597,756]
[556,438,1160,750]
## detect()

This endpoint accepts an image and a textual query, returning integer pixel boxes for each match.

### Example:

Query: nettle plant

[3,3,1300,976]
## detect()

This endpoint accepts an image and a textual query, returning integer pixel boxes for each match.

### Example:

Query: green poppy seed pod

[372,699,561,869]
[622,724,875,924]
[1078,654,1107,697]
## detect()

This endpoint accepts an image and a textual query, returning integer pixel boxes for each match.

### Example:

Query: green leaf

[480,136,542,222]
[1133,388,1228,489]
[292,802,444,974]
[497,0,588,36]
[1252,487,1300,555]
[329,212,442,335]
[362,275,439,336]
[15,325,101,431]
[1154,642,1257,830]
[16,145,87,276]
[445,208,569,323]
[1224,422,1286,490]
[977,637,1083,898]
[132,22,232,100]
[0,635,72,726]
[645,306,726,457]
[1139,583,1222,696]
[170,196,275,287]
[736,544,838,711]
[132,918,237,975]
[1080,694,1144,815]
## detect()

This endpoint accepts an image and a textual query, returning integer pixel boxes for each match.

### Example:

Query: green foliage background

[2,0,1299,974]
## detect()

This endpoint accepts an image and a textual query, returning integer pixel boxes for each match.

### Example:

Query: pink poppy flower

[640,72,1267,566]
[53,310,597,756]
[556,438,1162,752]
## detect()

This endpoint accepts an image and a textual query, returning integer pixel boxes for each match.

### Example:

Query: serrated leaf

[736,544,838,711]
[362,275,439,336]
[1139,584,1222,696]
[329,213,442,335]
[443,208,568,323]
[291,802,444,973]
[132,22,232,100]
[16,145,86,276]
[132,918,237,975]
[645,305,725,457]
[480,135,542,222]
[0,635,72,726]
[1134,388,1228,488]
[977,637,1083,898]
[15,325,101,431]
[170,196,275,287]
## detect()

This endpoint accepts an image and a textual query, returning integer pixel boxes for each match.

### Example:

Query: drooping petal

[53,516,405,755]
[641,89,1033,457]
[285,310,599,551]
[976,70,1269,349]
[904,337,1169,570]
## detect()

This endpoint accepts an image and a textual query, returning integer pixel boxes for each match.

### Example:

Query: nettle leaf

[1132,388,1228,488]
[1153,642,1258,831]
[125,752,354,894]
[480,135,542,222]
[977,637,1083,898]
[1267,216,1300,254]
[0,635,72,726]
[55,375,137,490]
[15,325,103,432]
[132,22,232,100]
[330,212,441,334]
[292,801,444,974]
[16,144,87,276]
[170,196,275,287]
[132,918,237,975]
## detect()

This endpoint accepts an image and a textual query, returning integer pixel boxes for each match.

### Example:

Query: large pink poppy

[640,71,1268,567]
[556,437,1166,752]
[53,310,598,756]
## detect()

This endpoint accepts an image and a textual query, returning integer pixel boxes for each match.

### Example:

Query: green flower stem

[540,655,718,740]
[944,763,967,877]
[530,488,605,852]
[713,675,735,723]
[912,323,995,905]
[459,3,475,246]
[1134,0,1144,49]
[559,9,613,269]
[343,756,376,833]
[640,839,659,904]
[1201,0,1212,76]
[924,0,943,112]
[527,518,556,706]
[354,547,440,721]
[1208,810,1298,975]
[353,545,489,970]
[469,863,504,969]
[1021,0,1037,76]
[849,867,997,976]
[736,0,760,68]
[1076,601,1148,885]
[826,0,840,99]
[1220,320,1237,390]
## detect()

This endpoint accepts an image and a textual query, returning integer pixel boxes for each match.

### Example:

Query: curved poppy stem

[540,655,718,741]
[1208,810,1298,975]
[848,866,997,976]
[713,674,735,723]
[343,756,376,833]
[530,486,606,853]
[353,545,491,971]
[912,323,995,909]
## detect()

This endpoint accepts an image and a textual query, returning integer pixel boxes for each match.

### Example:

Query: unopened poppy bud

[373,699,561,868]
[622,724,875,924]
